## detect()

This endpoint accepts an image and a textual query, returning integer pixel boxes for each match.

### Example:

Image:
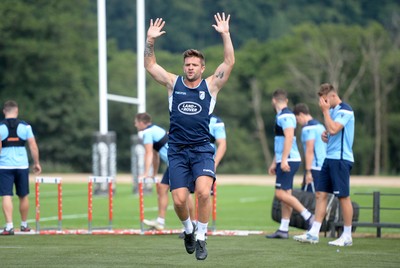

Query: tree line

[0,0,399,175]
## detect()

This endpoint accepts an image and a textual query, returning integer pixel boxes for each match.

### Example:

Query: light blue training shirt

[301,119,327,170]
[0,119,34,168]
[141,124,169,164]
[274,107,301,163]
[326,102,355,162]
[209,114,226,152]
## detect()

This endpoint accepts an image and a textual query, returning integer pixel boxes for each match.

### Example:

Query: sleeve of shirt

[142,131,154,145]
[0,125,7,141]
[213,122,226,139]
[18,124,34,139]
[303,127,316,142]
[335,110,353,127]
[280,114,297,130]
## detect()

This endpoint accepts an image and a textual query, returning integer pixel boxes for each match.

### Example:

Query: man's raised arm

[144,18,176,89]
[208,12,235,94]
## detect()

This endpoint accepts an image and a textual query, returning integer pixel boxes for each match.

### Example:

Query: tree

[0,0,98,171]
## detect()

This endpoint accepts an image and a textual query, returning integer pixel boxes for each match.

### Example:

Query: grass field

[2,183,400,267]
[2,235,400,267]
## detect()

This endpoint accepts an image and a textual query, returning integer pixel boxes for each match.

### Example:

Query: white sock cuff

[301,209,311,220]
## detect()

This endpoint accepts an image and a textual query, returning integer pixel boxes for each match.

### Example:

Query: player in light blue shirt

[294,83,355,247]
[266,89,314,239]
[134,113,169,230]
[208,114,227,169]
[294,103,327,192]
[0,100,41,235]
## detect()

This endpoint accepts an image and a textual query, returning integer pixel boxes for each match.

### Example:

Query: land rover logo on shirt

[178,102,202,115]
[199,91,205,100]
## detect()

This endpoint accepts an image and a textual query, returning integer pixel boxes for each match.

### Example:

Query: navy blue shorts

[161,167,169,185]
[168,144,215,191]
[275,162,300,190]
[163,165,215,194]
[187,177,215,194]
[0,168,30,197]
[316,159,353,197]
[301,170,321,192]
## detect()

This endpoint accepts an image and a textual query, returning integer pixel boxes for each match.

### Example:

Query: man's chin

[185,74,198,81]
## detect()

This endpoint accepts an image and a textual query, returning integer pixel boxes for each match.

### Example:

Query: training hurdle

[211,182,217,231]
[35,177,62,233]
[137,176,185,234]
[30,175,264,236]
[139,176,219,233]
[138,176,156,233]
[88,176,114,233]
[194,182,218,231]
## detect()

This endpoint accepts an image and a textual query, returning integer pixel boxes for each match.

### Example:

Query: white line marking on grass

[144,206,174,212]
[0,246,24,249]
[240,197,267,203]
[26,214,87,223]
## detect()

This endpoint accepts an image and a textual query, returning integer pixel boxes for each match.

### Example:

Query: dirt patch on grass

[31,173,400,187]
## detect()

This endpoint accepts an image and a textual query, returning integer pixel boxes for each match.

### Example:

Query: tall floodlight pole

[98,0,108,134]
[137,0,146,113]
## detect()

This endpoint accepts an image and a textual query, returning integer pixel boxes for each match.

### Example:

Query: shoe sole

[196,255,207,260]
[298,239,319,244]
[184,234,196,254]
[195,242,207,260]
[143,220,164,231]
[328,242,352,247]
[186,246,195,254]
[293,237,319,244]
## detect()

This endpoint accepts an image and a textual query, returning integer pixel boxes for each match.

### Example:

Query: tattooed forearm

[144,42,154,57]
[216,71,225,79]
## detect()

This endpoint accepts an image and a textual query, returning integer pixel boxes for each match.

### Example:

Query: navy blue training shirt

[168,76,216,145]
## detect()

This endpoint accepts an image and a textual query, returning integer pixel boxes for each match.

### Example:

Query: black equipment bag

[271,185,359,233]
[271,189,338,231]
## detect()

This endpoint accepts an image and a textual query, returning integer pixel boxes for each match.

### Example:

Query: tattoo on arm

[216,71,224,79]
[144,42,154,57]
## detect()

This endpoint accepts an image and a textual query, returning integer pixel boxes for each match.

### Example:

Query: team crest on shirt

[199,91,205,100]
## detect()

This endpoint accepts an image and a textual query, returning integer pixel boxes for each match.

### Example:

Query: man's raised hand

[147,18,166,39]
[212,12,230,34]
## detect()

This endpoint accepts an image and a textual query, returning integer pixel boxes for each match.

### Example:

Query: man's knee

[172,189,188,207]
[315,191,328,201]
[195,176,213,197]
[275,189,290,201]
[196,190,211,202]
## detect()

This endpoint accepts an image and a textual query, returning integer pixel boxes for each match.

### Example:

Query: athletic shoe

[178,232,185,239]
[293,232,319,244]
[195,240,208,260]
[20,226,31,232]
[143,219,164,231]
[306,214,315,230]
[184,229,196,254]
[265,230,289,239]
[179,222,197,239]
[1,228,14,235]
[328,236,353,247]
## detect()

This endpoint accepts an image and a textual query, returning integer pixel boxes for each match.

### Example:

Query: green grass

[1,235,399,267]
[2,183,400,267]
